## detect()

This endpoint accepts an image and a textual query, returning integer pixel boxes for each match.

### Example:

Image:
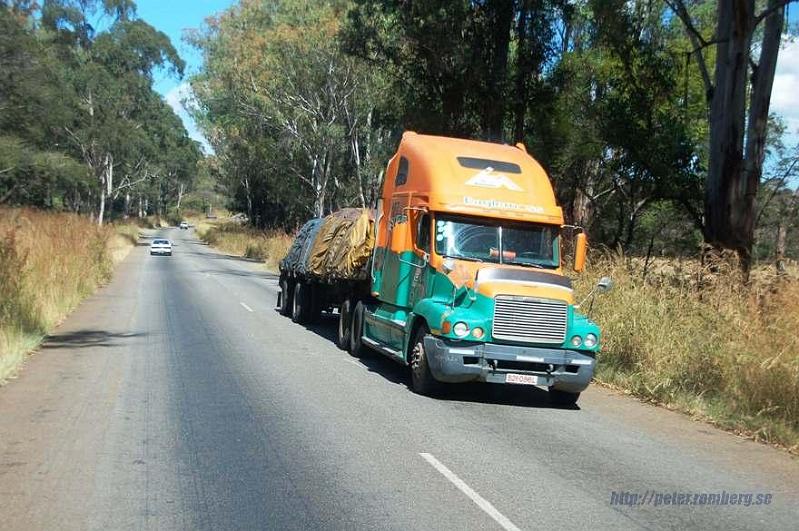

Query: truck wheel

[291,282,310,324]
[549,388,580,407]
[336,298,352,350]
[279,278,293,316]
[409,325,443,396]
[349,301,371,358]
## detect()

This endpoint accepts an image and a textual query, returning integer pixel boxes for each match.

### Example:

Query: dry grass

[0,208,138,382]
[197,221,293,272]
[577,253,799,452]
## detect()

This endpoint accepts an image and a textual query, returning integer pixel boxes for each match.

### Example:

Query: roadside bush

[197,221,292,271]
[0,208,136,381]
[577,253,799,451]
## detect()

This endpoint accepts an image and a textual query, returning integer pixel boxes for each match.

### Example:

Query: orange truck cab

[347,132,603,404]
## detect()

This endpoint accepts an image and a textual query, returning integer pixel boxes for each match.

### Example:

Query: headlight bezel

[453,321,470,338]
[584,333,598,348]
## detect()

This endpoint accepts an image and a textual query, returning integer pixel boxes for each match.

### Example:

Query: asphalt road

[1,228,797,531]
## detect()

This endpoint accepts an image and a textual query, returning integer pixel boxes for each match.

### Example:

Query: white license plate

[505,373,539,386]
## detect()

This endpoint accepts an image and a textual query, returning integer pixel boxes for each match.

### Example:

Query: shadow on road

[198,267,279,281]
[42,330,147,350]
[294,312,575,410]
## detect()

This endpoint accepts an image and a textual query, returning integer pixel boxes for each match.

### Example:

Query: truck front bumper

[422,336,595,393]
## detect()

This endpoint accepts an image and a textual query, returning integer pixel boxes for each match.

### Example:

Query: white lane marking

[240,302,254,313]
[343,359,364,368]
[419,453,521,531]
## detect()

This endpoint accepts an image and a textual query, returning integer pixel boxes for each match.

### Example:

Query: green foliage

[188,0,795,264]
[0,1,201,222]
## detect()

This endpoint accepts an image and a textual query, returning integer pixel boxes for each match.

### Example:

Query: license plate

[505,373,538,386]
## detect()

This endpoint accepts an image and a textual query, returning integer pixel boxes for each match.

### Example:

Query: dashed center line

[419,452,521,531]
[240,302,254,312]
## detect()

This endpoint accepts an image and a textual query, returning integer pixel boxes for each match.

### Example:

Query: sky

[141,1,799,157]
[136,0,234,153]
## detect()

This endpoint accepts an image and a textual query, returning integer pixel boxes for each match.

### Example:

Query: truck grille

[492,295,568,344]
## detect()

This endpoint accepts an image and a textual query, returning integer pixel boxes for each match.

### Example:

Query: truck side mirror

[574,232,588,273]
[597,276,613,292]
[390,221,409,254]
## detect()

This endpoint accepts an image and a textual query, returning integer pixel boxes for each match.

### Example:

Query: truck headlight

[471,327,484,339]
[584,333,597,348]
[453,322,469,337]
[570,335,582,347]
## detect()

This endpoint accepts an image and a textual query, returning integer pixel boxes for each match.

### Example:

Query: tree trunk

[512,0,531,142]
[97,153,113,226]
[703,0,785,279]
[775,222,787,274]
[483,0,514,141]
[176,182,185,214]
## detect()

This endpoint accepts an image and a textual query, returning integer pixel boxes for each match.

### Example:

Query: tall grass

[0,208,137,381]
[197,221,293,272]
[577,253,799,452]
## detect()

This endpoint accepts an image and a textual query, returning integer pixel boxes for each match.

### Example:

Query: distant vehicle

[150,239,172,256]
[179,221,189,230]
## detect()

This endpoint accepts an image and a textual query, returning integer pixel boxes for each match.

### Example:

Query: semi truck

[278,132,609,405]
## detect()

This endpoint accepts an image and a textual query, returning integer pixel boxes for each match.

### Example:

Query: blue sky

[136,0,234,153]
[142,1,799,158]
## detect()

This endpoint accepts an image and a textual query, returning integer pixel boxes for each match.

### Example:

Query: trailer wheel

[409,325,443,396]
[279,278,293,316]
[291,282,310,324]
[336,298,352,350]
[349,301,371,357]
[548,388,580,407]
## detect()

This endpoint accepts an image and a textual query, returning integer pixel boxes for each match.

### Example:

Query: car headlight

[453,322,470,337]
[570,335,583,347]
[584,333,598,348]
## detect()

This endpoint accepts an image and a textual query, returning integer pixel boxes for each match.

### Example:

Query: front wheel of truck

[410,326,443,396]
[549,388,580,407]
[336,298,352,350]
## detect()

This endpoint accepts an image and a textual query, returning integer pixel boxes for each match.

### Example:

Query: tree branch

[665,0,714,101]
[753,0,796,28]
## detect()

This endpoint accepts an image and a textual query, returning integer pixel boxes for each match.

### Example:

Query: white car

[150,239,173,256]
[179,221,189,230]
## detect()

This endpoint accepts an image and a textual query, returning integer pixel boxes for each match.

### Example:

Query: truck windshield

[434,214,559,268]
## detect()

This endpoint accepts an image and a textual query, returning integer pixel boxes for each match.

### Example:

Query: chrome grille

[492,295,568,344]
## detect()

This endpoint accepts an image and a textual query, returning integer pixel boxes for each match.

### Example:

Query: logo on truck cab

[465,167,523,192]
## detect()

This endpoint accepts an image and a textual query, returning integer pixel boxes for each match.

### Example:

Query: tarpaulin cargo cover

[306,208,375,280]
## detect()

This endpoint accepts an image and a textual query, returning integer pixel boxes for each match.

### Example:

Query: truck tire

[549,388,580,407]
[409,325,443,396]
[291,282,311,324]
[349,301,371,358]
[279,278,293,316]
[336,298,352,350]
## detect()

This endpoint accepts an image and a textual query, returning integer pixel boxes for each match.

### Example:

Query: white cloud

[772,39,799,148]
[164,82,212,154]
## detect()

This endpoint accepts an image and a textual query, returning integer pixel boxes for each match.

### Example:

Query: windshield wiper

[442,254,484,263]
[505,260,548,269]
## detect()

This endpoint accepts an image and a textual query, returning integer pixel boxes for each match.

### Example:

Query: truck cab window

[417,213,430,253]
